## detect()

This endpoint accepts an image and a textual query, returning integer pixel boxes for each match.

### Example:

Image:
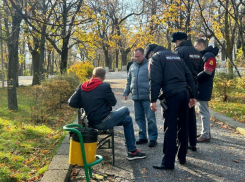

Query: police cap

[145,44,158,58]
[171,32,187,42]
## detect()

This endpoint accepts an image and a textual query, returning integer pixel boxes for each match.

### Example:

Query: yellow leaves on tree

[67,61,94,82]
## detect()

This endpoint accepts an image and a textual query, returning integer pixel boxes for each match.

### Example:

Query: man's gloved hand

[124,96,128,100]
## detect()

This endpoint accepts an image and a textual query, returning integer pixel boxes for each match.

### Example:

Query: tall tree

[3,0,23,110]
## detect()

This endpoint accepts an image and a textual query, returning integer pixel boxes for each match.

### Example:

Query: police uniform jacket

[197,46,219,101]
[149,46,196,103]
[124,59,150,101]
[175,40,203,84]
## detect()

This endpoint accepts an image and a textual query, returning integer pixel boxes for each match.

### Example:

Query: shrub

[42,80,72,107]
[213,72,237,102]
[30,85,51,123]
[30,74,79,123]
[236,76,245,93]
[67,61,94,82]
[50,73,80,91]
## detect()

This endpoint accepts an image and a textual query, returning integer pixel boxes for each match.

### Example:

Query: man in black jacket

[68,67,146,161]
[146,44,196,170]
[194,39,219,142]
[171,32,203,151]
[126,57,135,73]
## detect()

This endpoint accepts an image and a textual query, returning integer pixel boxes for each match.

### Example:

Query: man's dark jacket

[197,46,219,101]
[68,83,117,126]
[149,46,196,102]
[126,61,133,73]
[175,40,203,85]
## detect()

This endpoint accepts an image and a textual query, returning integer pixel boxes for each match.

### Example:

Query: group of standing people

[68,31,219,169]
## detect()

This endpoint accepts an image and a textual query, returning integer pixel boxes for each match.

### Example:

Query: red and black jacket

[197,46,219,101]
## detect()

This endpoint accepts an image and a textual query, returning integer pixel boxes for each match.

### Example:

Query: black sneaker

[136,139,148,144]
[148,140,157,147]
[127,149,146,161]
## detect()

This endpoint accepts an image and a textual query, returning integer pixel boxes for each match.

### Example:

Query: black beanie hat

[171,32,187,42]
[145,44,158,58]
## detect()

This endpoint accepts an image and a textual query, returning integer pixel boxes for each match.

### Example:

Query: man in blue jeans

[123,47,158,147]
[68,67,146,160]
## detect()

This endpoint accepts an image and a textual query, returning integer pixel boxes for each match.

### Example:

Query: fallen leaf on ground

[141,168,148,174]
[233,160,239,163]
[93,174,104,180]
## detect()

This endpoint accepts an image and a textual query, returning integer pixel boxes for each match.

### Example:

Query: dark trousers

[162,89,189,167]
[189,107,197,147]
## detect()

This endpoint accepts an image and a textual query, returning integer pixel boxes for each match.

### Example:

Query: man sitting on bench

[68,67,146,161]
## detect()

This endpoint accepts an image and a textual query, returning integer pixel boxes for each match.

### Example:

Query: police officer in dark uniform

[171,32,203,151]
[145,44,197,170]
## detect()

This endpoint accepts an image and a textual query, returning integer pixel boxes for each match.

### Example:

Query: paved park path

[70,72,245,182]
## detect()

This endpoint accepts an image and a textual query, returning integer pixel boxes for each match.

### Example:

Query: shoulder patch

[189,54,201,59]
[165,55,181,61]
[204,57,216,74]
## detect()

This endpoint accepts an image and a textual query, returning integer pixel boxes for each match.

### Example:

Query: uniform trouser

[189,107,197,147]
[162,89,189,167]
[197,101,211,138]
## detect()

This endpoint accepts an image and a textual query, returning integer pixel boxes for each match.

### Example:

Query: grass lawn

[0,86,77,181]
[209,92,245,123]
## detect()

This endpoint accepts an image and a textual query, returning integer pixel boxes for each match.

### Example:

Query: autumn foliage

[67,61,94,82]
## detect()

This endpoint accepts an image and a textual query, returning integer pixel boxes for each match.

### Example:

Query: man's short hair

[195,39,207,47]
[93,67,106,79]
[135,47,144,54]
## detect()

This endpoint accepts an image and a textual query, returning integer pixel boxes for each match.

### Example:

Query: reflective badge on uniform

[165,55,181,61]
[209,60,213,65]
[189,54,201,59]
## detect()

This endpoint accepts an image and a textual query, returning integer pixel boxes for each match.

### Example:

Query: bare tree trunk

[47,49,51,74]
[51,50,54,75]
[121,48,131,66]
[224,0,233,75]
[28,36,40,85]
[39,26,46,79]
[39,0,47,80]
[185,0,192,40]
[0,12,4,87]
[115,49,119,69]
[6,10,22,110]
[166,28,172,51]
[32,50,40,85]
[103,46,110,68]
[19,40,25,76]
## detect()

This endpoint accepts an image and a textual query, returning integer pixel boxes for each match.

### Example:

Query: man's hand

[189,99,197,108]
[150,102,157,111]
[124,96,128,100]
